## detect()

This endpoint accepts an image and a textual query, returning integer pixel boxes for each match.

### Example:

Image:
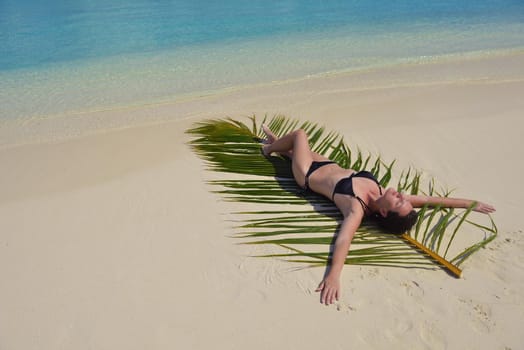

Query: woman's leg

[262,125,292,158]
[263,128,328,188]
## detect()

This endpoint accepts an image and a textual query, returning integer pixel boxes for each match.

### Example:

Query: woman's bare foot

[261,124,275,156]
[260,124,292,158]
[262,124,277,144]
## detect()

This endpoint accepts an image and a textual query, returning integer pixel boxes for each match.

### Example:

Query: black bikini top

[332,170,382,214]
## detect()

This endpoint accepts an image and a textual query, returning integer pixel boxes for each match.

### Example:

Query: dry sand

[1,51,523,349]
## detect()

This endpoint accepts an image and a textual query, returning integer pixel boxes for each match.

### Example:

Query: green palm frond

[187,115,497,277]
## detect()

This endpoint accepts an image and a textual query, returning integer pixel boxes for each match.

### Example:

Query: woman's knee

[294,129,307,138]
[291,129,311,151]
[293,129,308,144]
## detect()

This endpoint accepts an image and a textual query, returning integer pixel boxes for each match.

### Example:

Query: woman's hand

[315,274,340,305]
[473,201,496,214]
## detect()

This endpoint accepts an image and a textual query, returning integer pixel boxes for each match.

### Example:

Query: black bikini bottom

[304,161,336,190]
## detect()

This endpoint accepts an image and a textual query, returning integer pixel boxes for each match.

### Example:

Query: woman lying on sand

[261,126,495,305]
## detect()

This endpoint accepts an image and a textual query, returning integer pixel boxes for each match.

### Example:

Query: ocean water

[1,0,524,120]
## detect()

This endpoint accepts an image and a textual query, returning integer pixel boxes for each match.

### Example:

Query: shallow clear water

[1,0,524,120]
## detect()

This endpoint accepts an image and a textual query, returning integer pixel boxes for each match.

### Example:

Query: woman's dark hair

[373,210,419,234]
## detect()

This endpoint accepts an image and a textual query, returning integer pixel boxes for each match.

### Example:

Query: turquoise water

[1,0,524,120]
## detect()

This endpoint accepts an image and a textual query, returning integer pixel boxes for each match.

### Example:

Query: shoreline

[1,49,523,150]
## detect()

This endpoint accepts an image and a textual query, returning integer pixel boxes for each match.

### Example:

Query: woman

[261,126,495,305]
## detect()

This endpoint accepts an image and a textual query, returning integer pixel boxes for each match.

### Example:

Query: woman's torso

[307,163,381,217]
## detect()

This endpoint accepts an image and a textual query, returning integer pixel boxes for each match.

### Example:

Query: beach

[1,51,523,349]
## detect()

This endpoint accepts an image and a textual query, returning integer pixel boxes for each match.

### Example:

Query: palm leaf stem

[401,233,462,278]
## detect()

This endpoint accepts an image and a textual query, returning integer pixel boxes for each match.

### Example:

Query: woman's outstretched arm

[406,194,495,214]
[316,211,362,305]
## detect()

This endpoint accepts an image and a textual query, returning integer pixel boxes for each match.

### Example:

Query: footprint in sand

[460,298,495,333]
[471,303,495,333]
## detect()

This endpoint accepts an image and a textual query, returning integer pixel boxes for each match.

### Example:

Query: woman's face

[381,188,413,216]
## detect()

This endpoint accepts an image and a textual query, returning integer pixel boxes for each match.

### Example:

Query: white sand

[1,51,523,349]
